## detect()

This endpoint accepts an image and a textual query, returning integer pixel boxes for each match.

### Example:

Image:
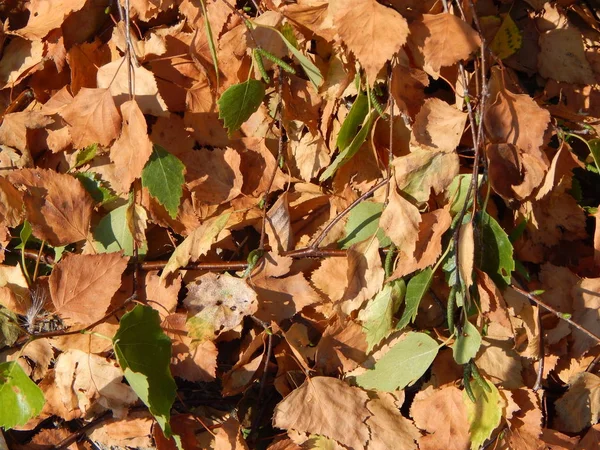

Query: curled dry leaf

[109,100,153,193]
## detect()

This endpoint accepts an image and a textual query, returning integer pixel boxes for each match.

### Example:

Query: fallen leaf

[8,169,94,246]
[49,253,128,326]
[60,88,121,149]
[273,377,370,450]
[109,100,153,193]
[184,273,257,341]
[408,13,481,78]
[332,0,408,83]
[555,372,600,433]
[410,385,471,450]
[411,98,468,152]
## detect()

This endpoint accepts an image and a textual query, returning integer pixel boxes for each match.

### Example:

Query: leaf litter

[0,0,600,448]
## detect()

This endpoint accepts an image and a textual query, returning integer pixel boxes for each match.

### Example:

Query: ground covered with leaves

[1,0,600,449]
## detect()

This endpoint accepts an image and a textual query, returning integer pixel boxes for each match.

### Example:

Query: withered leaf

[49,253,128,326]
[8,169,94,246]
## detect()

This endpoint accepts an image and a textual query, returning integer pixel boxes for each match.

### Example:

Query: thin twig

[55,411,112,449]
[310,178,388,249]
[511,285,600,344]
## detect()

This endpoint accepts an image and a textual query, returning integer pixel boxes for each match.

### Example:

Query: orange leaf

[332,0,409,83]
[110,100,153,193]
[60,88,121,149]
[8,169,94,246]
[49,253,128,326]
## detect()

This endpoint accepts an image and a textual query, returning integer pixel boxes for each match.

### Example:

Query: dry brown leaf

[393,147,460,204]
[366,391,420,450]
[15,0,87,40]
[88,411,154,448]
[571,277,600,356]
[54,349,138,419]
[501,388,543,450]
[476,340,524,389]
[0,111,52,153]
[251,270,323,324]
[458,220,475,290]
[49,253,128,326]
[311,255,349,304]
[97,57,169,116]
[538,28,595,85]
[332,0,408,83]
[411,98,468,152]
[182,147,243,205]
[109,100,153,193]
[60,88,121,149]
[266,192,294,254]
[289,130,331,182]
[215,417,250,450]
[315,317,368,375]
[0,176,24,229]
[485,67,551,154]
[389,207,452,280]
[163,313,217,382]
[410,385,471,450]
[379,185,421,255]
[273,377,370,449]
[340,237,385,315]
[408,13,481,78]
[0,37,44,88]
[486,143,548,201]
[8,169,94,246]
[555,372,600,433]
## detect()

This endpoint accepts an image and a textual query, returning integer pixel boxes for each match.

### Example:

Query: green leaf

[359,280,405,352]
[339,202,390,249]
[396,268,434,331]
[0,361,45,429]
[53,245,67,263]
[198,0,219,87]
[16,220,32,250]
[75,172,117,205]
[452,320,482,364]
[464,380,502,450]
[446,174,481,217]
[94,204,147,256]
[217,79,265,135]
[74,143,98,169]
[253,23,323,88]
[336,93,369,151]
[142,145,185,219]
[489,14,522,60]
[354,332,439,391]
[320,110,376,181]
[587,138,600,173]
[113,305,177,439]
[476,211,515,287]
